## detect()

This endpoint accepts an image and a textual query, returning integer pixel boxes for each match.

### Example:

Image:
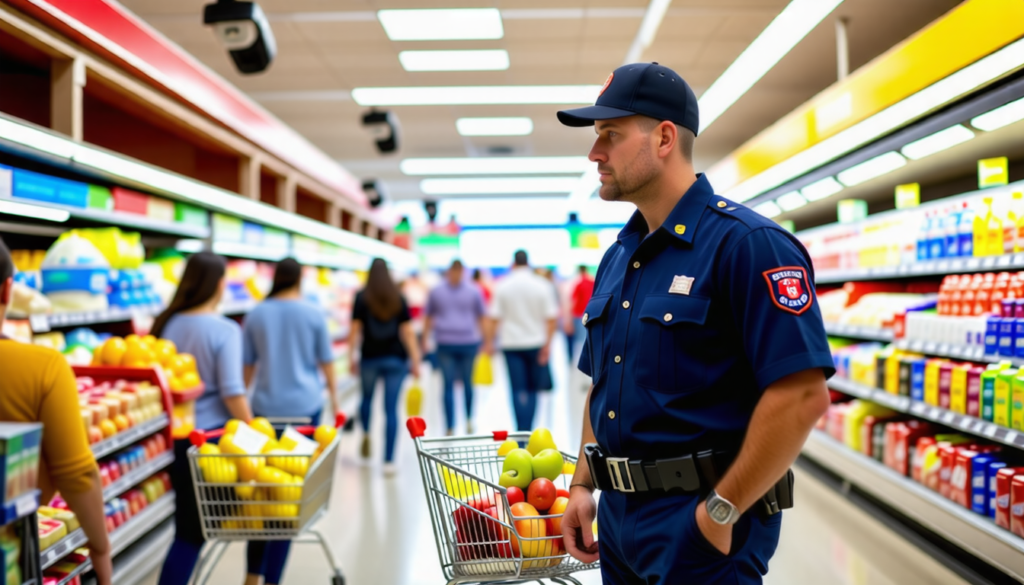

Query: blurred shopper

[350,258,421,474]
[423,260,486,435]
[567,265,595,364]
[484,250,558,431]
[152,252,253,585]
[241,258,338,585]
[473,268,493,305]
[556,63,831,584]
[0,239,113,585]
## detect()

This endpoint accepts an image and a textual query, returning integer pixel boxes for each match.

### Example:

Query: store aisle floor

[138,341,967,585]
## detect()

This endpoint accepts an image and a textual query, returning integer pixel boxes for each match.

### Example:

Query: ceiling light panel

[836,152,907,187]
[399,50,509,72]
[800,177,844,201]
[900,124,975,160]
[402,157,591,176]
[456,117,534,136]
[776,191,808,212]
[971,96,1024,131]
[351,86,601,106]
[420,177,581,195]
[754,201,782,218]
[377,9,503,41]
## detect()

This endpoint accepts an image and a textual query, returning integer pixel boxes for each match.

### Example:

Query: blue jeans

[437,343,479,431]
[503,348,542,431]
[359,356,407,462]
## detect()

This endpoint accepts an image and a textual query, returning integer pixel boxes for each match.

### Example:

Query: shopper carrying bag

[241,257,338,584]
[350,258,421,475]
[151,252,255,585]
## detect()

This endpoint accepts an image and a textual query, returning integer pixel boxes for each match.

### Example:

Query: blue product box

[972,454,999,516]
[911,359,926,402]
[987,317,1002,355]
[41,267,109,295]
[999,318,1017,357]
[1015,320,1024,358]
[989,460,1009,519]
[11,168,89,208]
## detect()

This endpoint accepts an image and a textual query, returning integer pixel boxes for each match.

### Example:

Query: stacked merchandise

[0,423,42,585]
[819,281,936,330]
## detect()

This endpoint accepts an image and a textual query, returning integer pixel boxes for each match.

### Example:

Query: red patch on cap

[763,266,813,315]
[599,73,614,97]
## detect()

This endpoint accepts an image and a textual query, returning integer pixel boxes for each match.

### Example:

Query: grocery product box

[910,358,926,401]
[949,448,977,508]
[112,187,149,215]
[886,421,934,476]
[0,423,41,506]
[87,185,112,211]
[924,360,943,405]
[11,168,89,208]
[1000,318,1017,357]
[938,364,954,410]
[146,196,175,222]
[950,365,969,414]
[987,317,1001,355]
[241,222,265,246]
[174,202,209,227]
[966,366,984,417]
[1012,475,1024,537]
[995,369,1018,427]
[990,461,1009,519]
[972,453,1001,516]
[213,213,244,242]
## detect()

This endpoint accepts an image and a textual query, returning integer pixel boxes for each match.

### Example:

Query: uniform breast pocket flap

[636,295,711,393]
[582,294,613,379]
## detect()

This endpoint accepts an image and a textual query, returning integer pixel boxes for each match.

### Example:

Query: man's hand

[538,345,551,366]
[561,486,599,563]
[410,362,421,379]
[482,341,495,356]
[694,501,732,556]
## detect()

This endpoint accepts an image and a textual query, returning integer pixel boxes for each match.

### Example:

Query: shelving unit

[0,491,38,526]
[802,431,1024,580]
[102,451,174,504]
[815,253,1024,285]
[91,415,168,460]
[824,322,895,342]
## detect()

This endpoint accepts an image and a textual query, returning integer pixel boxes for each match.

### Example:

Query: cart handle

[189,411,347,446]
[407,416,427,438]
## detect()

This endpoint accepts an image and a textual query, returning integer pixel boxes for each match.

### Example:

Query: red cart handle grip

[407,417,426,438]
[492,430,508,442]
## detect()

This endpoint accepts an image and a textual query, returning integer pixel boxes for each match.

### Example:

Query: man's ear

[657,121,678,160]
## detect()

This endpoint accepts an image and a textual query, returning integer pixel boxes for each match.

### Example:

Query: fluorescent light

[420,177,581,195]
[0,116,77,159]
[699,0,845,131]
[377,8,503,41]
[623,0,672,62]
[776,191,808,212]
[836,152,907,187]
[800,177,844,201]
[900,124,974,160]
[721,37,1024,202]
[972,96,1024,131]
[399,50,509,72]
[456,117,533,136]
[401,157,591,176]
[754,201,782,218]
[0,199,69,222]
[351,85,600,106]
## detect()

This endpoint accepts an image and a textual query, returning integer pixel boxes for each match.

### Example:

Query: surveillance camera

[361,109,400,154]
[362,179,386,208]
[204,1,276,74]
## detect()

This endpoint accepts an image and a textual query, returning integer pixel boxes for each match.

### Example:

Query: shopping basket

[186,414,347,585]
[407,417,600,585]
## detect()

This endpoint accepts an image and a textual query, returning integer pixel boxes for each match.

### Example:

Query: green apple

[499,448,533,489]
[526,428,557,456]
[531,448,564,481]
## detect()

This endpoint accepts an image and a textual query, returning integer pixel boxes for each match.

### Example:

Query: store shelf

[802,430,1024,580]
[91,414,169,460]
[828,377,1024,450]
[816,252,1024,285]
[893,338,1014,365]
[103,451,173,504]
[11,306,163,334]
[0,491,38,527]
[0,196,210,240]
[40,527,88,570]
[824,322,895,342]
[108,518,173,585]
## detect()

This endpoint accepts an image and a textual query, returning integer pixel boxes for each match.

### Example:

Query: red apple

[505,486,525,506]
[555,488,570,500]
[527,478,556,512]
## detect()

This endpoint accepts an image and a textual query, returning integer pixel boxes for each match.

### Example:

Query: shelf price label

[941,411,957,424]
[29,314,50,333]
[979,157,1009,189]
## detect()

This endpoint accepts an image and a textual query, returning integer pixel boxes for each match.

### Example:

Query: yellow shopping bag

[473,353,493,386]
[405,382,423,416]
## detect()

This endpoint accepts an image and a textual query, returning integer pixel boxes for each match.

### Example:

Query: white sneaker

[383,463,398,477]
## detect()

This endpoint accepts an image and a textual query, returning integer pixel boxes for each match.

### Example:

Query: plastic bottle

[1005,192,1022,256]
[960,201,976,257]
[986,197,1003,256]
[930,208,947,259]
[946,204,962,257]
[976,197,999,256]
[918,211,932,261]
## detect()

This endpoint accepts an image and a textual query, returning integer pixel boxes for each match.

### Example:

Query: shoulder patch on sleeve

[763,266,813,315]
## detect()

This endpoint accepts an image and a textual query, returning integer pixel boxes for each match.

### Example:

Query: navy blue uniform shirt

[579,174,835,460]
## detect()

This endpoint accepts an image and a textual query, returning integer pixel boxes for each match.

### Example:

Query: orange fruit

[113,414,131,431]
[176,354,197,375]
[153,340,177,367]
[99,419,117,438]
[101,338,127,366]
[179,371,201,389]
[122,339,154,367]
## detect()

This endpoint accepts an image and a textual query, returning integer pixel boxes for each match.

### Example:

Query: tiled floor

[137,340,967,585]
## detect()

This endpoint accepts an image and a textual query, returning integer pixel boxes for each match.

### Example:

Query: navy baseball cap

[557,62,699,135]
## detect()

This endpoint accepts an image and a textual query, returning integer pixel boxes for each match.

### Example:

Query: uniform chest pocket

[635,295,711,393]
[582,294,613,380]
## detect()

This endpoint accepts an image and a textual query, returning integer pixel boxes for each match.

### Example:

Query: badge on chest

[668,275,695,295]
[763,266,812,315]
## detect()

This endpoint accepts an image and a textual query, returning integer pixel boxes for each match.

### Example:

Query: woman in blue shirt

[241,258,337,584]
[153,252,253,585]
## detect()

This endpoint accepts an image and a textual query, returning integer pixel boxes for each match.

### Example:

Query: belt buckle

[606,457,635,493]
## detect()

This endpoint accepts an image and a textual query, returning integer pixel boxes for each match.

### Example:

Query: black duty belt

[584,444,794,516]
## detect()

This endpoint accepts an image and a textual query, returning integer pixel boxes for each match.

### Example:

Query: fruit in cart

[279,434,298,451]
[508,502,546,558]
[496,439,518,457]
[527,478,556,512]
[531,449,564,482]
[236,456,265,482]
[219,433,246,455]
[526,428,557,456]
[250,417,277,440]
[98,419,117,439]
[261,438,281,454]
[499,449,533,489]
[555,488,570,500]
[505,486,525,506]
[547,497,568,538]
[235,480,258,500]
[274,475,304,502]
[267,450,309,477]
[313,424,337,448]
[100,338,127,366]
[225,419,241,434]
[203,457,239,484]
[562,462,576,476]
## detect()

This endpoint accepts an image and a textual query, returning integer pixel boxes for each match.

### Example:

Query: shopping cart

[186,414,347,585]
[407,417,600,585]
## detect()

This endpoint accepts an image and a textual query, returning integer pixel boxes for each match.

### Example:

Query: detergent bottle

[959,200,975,257]
[917,211,932,261]
[976,196,1001,256]
[1005,192,1022,256]
[929,208,947,259]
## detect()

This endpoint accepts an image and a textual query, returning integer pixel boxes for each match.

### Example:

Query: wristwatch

[705,490,741,525]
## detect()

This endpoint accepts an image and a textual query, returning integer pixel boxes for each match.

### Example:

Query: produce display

[76,376,165,445]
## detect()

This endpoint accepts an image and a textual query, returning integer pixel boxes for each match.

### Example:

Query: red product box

[1012,475,1024,537]
[913,436,937,484]
[950,449,978,508]
[997,468,1024,529]
[885,421,934,476]
[939,364,954,410]
[828,406,846,442]
[967,367,985,417]
[112,187,149,215]
[939,444,959,497]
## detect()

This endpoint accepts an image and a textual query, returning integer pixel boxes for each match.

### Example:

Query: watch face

[709,500,732,523]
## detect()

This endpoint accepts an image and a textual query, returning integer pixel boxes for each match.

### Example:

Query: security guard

[556,62,835,584]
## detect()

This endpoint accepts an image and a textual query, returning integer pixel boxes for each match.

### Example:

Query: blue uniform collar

[617,173,715,245]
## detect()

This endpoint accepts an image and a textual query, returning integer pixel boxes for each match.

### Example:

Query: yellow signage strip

[708,0,1024,194]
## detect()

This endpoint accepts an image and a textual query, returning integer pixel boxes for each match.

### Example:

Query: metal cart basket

[407,417,600,585]
[186,415,346,585]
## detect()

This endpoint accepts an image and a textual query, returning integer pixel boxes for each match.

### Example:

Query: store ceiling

[121,0,960,205]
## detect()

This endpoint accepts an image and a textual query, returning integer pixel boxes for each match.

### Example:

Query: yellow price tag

[979,157,1009,188]
[895,183,920,209]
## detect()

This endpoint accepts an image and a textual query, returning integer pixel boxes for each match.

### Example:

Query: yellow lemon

[313,425,337,448]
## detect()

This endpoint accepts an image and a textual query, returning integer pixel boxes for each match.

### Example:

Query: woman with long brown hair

[349,258,420,474]
[154,251,253,585]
